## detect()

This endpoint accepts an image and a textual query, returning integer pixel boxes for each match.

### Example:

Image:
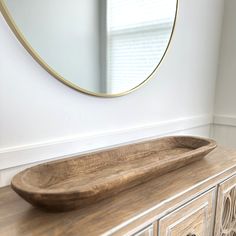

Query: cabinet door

[158,189,216,236]
[133,225,153,236]
[214,174,236,236]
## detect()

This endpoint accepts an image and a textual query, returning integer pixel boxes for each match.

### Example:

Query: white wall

[212,0,236,148]
[0,0,224,187]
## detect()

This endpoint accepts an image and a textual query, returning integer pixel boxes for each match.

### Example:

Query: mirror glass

[1,0,177,96]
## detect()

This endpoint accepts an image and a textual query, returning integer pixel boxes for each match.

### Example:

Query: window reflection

[106,0,176,93]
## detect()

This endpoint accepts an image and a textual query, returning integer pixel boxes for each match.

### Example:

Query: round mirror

[0,0,178,97]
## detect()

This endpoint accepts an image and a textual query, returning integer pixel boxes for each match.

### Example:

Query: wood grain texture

[1,147,236,236]
[11,136,216,212]
[133,225,154,236]
[158,189,216,236]
[214,174,236,236]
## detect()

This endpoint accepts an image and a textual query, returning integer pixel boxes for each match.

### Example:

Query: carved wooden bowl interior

[11,136,217,212]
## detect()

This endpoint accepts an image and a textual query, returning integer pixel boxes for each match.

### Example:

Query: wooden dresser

[1,147,236,236]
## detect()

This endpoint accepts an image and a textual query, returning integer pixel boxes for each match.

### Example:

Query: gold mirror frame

[0,0,178,97]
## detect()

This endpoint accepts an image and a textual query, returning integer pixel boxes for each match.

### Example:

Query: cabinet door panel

[158,189,216,236]
[133,225,153,236]
[214,174,236,236]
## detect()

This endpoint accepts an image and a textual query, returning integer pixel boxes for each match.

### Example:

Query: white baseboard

[211,115,236,150]
[0,114,212,171]
[214,115,236,127]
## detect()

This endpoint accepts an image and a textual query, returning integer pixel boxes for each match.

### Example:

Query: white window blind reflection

[107,0,176,93]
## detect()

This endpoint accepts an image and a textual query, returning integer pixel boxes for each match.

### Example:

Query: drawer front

[158,189,216,236]
[214,174,236,236]
[133,225,153,236]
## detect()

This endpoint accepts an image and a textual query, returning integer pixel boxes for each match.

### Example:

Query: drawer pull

[187,234,196,236]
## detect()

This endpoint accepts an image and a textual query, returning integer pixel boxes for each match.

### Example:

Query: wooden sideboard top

[1,147,236,236]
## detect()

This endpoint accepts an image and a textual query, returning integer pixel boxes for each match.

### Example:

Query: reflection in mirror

[0,0,177,96]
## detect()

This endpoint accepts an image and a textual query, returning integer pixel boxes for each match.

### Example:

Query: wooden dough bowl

[11,136,217,212]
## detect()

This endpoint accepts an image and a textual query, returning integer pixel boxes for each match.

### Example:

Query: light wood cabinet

[158,189,216,236]
[133,225,154,236]
[214,174,236,236]
[133,172,236,236]
[2,148,236,236]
